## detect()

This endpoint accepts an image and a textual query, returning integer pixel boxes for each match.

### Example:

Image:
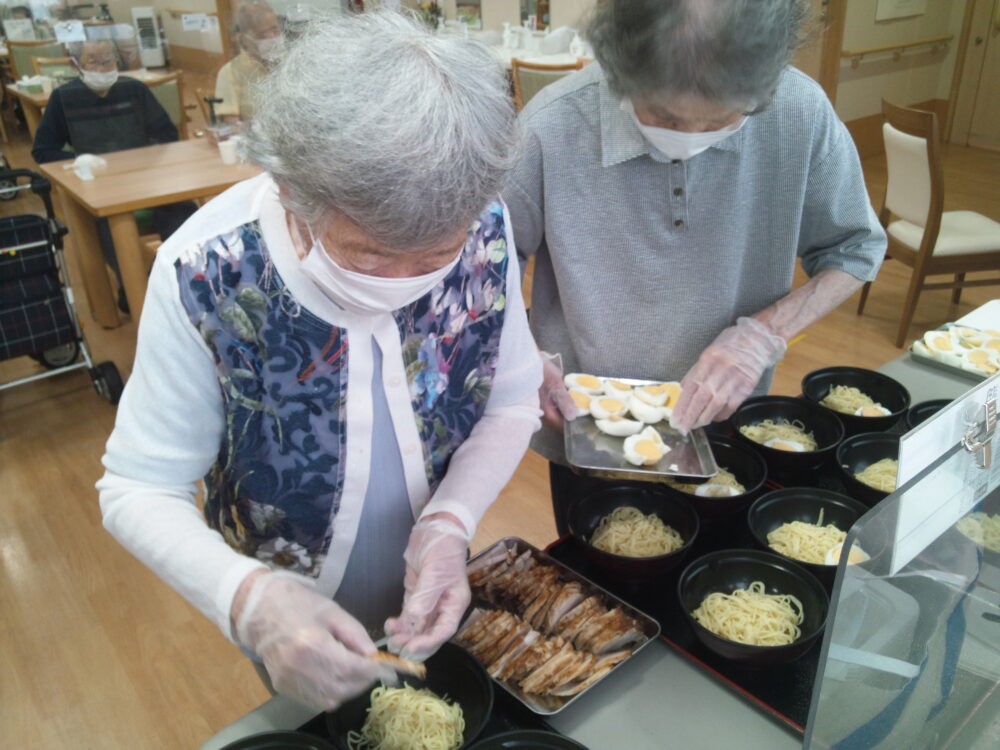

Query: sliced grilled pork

[543,582,587,635]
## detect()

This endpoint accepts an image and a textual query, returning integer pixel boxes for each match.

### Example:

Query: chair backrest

[8,40,65,80]
[881,99,944,250]
[194,87,214,127]
[511,58,584,110]
[146,72,187,140]
[32,56,78,83]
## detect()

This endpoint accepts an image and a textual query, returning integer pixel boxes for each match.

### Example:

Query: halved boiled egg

[955,327,987,348]
[855,404,892,417]
[602,378,633,400]
[622,426,668,466]
[595,415,644,437]
[923,330,956,354]
[564,373,604,394]
[629,395,665,424]
[694,484,741,498]
[824,542,870,566]
[964,348,999,375]
[568,390,592,418]
[634,383,671,407]
[764,437,806,452]
[984,339,1000,354]
[590,396,628,420]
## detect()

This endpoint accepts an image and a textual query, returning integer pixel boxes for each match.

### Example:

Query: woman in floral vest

[97,11,541,711]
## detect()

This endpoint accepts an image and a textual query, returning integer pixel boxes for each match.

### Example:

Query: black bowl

[660,435,768,517]
[677,549,829,665]
[730,396,845,473]
[905,398,952,431]
[802,366,911,435]
[747,488,870,589]
[220,731,337,750]
[568,484,700,577]
[836,432,900,507]
[325,643,493,750]
[468,730,589,749]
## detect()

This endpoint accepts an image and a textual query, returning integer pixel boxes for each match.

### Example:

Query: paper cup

[218,138,239,165]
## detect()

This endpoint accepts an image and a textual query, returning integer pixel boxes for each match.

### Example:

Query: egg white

[602,378,634,400]
[622,428,667,466]
[629,395,665,424]
[694,484,740,498]
[563,373,604,395]
[824,543,870,566]
[634,384,670,407]
[595,416,644,437]
[854,404,892,417]
[567,389,592,418]
[589,396,628,420]
[763,437,806,452]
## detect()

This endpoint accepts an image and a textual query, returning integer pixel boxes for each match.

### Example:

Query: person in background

[214,0,283,123]
[32,39,196,313]
[97,11,540,711]
[504,0,888,534]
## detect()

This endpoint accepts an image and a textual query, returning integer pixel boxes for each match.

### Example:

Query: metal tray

[908,325,989,383]
[564,376,718,483]
[455,537,661,716]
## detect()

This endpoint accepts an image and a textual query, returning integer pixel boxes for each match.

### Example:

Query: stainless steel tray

[564,376,718,483]
[908,324,989,383]
[455,537,661,715]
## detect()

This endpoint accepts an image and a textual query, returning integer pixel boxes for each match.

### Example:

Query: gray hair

[241,11,517,251]
[67,39,115,64]
[235,0,276,33]
[587,0,809,109]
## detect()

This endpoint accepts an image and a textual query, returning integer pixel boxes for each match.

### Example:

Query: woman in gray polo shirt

[504,0,887,534]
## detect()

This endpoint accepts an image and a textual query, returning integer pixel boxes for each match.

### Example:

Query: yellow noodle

[346,685,464,750]
[767,509,846,565]
[739,419,818,451]
[665,467,746,495]
[590,506,684,557]
[821,385,884,415]
[854,458,898,493]
[956,512,1000,553]
[692,581,803,647]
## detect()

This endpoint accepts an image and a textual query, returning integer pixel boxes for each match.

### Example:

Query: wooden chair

[511,58,584,111]
[857,99,1000,348]
[194,87,215,127]
[7,40,65,80]
[146,71,189,140]
[31,56,78,83]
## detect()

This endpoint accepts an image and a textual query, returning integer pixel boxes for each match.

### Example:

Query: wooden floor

[2,100,999,747]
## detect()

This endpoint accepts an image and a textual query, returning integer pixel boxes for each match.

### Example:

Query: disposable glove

[384,517,471,662]
[669,317,786,434]
[235,571,395,711]
[538,351,580,431]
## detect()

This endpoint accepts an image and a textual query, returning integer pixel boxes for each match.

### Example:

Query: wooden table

[38,137,260,327]
[8,69,178,139]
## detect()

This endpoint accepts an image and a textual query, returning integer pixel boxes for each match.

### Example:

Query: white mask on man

[82,69,119,92]
[247,34,284,61]
[621,98,746,161]
[300,233,463,315]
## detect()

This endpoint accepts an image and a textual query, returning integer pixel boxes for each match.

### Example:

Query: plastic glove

[538,351,580,432]
[234,571,395,711]
[384,517,471,662]
[669,317,786,434]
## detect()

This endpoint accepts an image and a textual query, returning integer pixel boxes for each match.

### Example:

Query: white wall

[835,0,967,122]
[549,0,592,30]
[105,1,223,54]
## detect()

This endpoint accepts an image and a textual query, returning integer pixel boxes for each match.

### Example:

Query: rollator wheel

[31,341,80,369]
[0,179,17,201]
[91,361,124,405]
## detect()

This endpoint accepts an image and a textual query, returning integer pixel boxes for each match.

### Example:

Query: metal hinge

[963,399,997,469]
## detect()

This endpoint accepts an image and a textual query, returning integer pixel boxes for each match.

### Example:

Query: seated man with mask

[32,39,196,313]
[214,0,283,123]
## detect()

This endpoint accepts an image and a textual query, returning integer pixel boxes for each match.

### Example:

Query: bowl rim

[568,485,700,563]
[677,547,830,649]
[731,395,846,454]
[662,433,769,500]
[801,365,912,417]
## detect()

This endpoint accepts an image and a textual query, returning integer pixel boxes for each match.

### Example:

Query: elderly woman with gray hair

[97,12,541,711]
[506,0,887,535]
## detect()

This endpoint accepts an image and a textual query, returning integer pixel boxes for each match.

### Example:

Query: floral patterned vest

[174,203,510,576]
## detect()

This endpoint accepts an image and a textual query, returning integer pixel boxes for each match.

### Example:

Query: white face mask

[621,99,746,161]
[82,69,118,92]
[247,34,284,61]
[300,234,463,315]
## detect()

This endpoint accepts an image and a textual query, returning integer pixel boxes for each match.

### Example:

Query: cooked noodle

[692,581,803,647]
[346,685,464,750]
[665,467,746,495]
[956,512,1000,552]
[590,506,684,557]
[821,385,882,415]
[739,419,818,451]
[854,458,898,493]
[767,509,846,565]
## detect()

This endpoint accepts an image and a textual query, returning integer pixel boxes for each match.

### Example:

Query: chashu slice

[543,582,587,635]
[548,649,632,696]
[498,634,566,684]
[488,629,539,678]
[476,616,532,666]
[555,596,605,642]
[520,643,591,695]
[574,608,645,654]
[523,586,560,631]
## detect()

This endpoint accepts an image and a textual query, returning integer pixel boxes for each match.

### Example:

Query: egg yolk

[968,350,991,364]
[635,440,662,462]
[859,405,885,417]
[570,391,591,409]
[608,379,630,390]
[598,398,624,412]
[643,384,670,396]
[661,382,682,408]
[770,440,799,452]
[576,374,601,389]
[932,335,952,350]
[985,340,1000,352]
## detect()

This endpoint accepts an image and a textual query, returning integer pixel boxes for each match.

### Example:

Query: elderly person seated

[505,0,887,535]
[97,11,541,711]
[214,0,282,123]
[32,39,196,312]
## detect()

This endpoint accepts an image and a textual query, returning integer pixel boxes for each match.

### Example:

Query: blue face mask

[621,98,746,161]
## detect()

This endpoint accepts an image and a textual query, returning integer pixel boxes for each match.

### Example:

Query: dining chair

[510,58,584,111]
[7,40,65,80]
[146,71,188,140]
[857,99,1000,348]
[194,87,216,127]
[31,56,78,84]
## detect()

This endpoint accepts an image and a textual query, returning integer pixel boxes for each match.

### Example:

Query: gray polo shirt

[503,63,886,463]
